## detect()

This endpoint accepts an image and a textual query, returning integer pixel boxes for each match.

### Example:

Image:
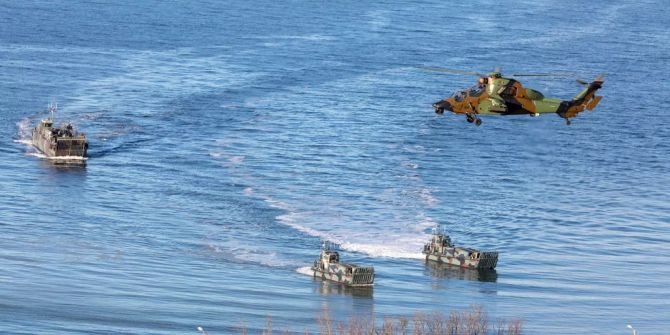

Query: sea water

[1,1,669,334]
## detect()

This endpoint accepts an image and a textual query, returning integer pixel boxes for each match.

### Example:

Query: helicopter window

[468,85,485,97]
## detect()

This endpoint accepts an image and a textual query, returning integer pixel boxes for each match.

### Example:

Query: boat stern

[350,267,374,286]
[475,251,499,270]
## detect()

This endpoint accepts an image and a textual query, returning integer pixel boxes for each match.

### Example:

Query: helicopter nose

[433,100,452,114]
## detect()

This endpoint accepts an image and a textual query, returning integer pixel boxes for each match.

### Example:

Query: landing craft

[426,67,604,126]
[31,103,88,164]
[423,228,498,270]
[311,242,374,287]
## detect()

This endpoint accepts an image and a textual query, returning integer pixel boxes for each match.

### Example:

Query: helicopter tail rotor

[573,75,604,101]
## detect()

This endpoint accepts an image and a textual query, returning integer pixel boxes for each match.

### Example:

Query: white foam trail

[295,266,314,276]
[264,195,432,259]
[339,242,424,259]
[206,242,298,268]
[418,188,439,207]
[234,249,296,267]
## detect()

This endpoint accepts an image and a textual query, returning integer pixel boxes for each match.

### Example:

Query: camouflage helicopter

[426,67,604,126]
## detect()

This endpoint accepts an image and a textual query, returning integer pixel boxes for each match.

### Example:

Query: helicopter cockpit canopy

[450,90,467,102]
[467,84,486,97]
[451,85,486,101]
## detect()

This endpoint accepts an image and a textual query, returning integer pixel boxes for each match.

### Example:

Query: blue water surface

[1,1,669,334]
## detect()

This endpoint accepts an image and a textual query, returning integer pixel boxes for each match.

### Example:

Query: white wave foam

[16,118,32,141]
[25,152,87,161]
[13,139,32,145]
[47,155,88,161]
[27,152,47,159]
[295,266,314,276]
[263,197,292,212]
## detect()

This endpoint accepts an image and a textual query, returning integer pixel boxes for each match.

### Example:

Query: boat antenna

[48,101,57,121]
[322,240,335,251]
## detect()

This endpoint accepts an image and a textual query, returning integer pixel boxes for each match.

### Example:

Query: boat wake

[295,266,314,277]
[205,241,301,269]
[263,195,430,259]
[207,140,436,260]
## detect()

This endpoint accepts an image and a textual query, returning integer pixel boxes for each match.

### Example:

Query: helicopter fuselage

[433,77,603,125]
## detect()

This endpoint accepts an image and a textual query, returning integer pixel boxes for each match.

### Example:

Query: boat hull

[31,122,87,162]
[424,251,498,270]
[311,266,374,287]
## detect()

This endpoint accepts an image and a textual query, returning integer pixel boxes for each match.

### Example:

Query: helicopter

[426,67,604,126]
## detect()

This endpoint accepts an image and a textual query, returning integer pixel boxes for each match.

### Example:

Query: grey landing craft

[423,229,498,270]
[312,243,374,287]
[31,104,88,162]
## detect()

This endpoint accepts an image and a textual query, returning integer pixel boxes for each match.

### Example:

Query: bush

[231,305,522,335]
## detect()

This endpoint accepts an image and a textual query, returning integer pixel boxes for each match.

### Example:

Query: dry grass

[236,305,522,335]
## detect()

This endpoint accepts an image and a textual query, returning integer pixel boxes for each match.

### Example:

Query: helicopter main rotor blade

[508,72,576,78]
[418,66,484,77]
[419,66,581,79]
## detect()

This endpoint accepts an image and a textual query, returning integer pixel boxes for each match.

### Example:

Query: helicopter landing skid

[466,113,482,126]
